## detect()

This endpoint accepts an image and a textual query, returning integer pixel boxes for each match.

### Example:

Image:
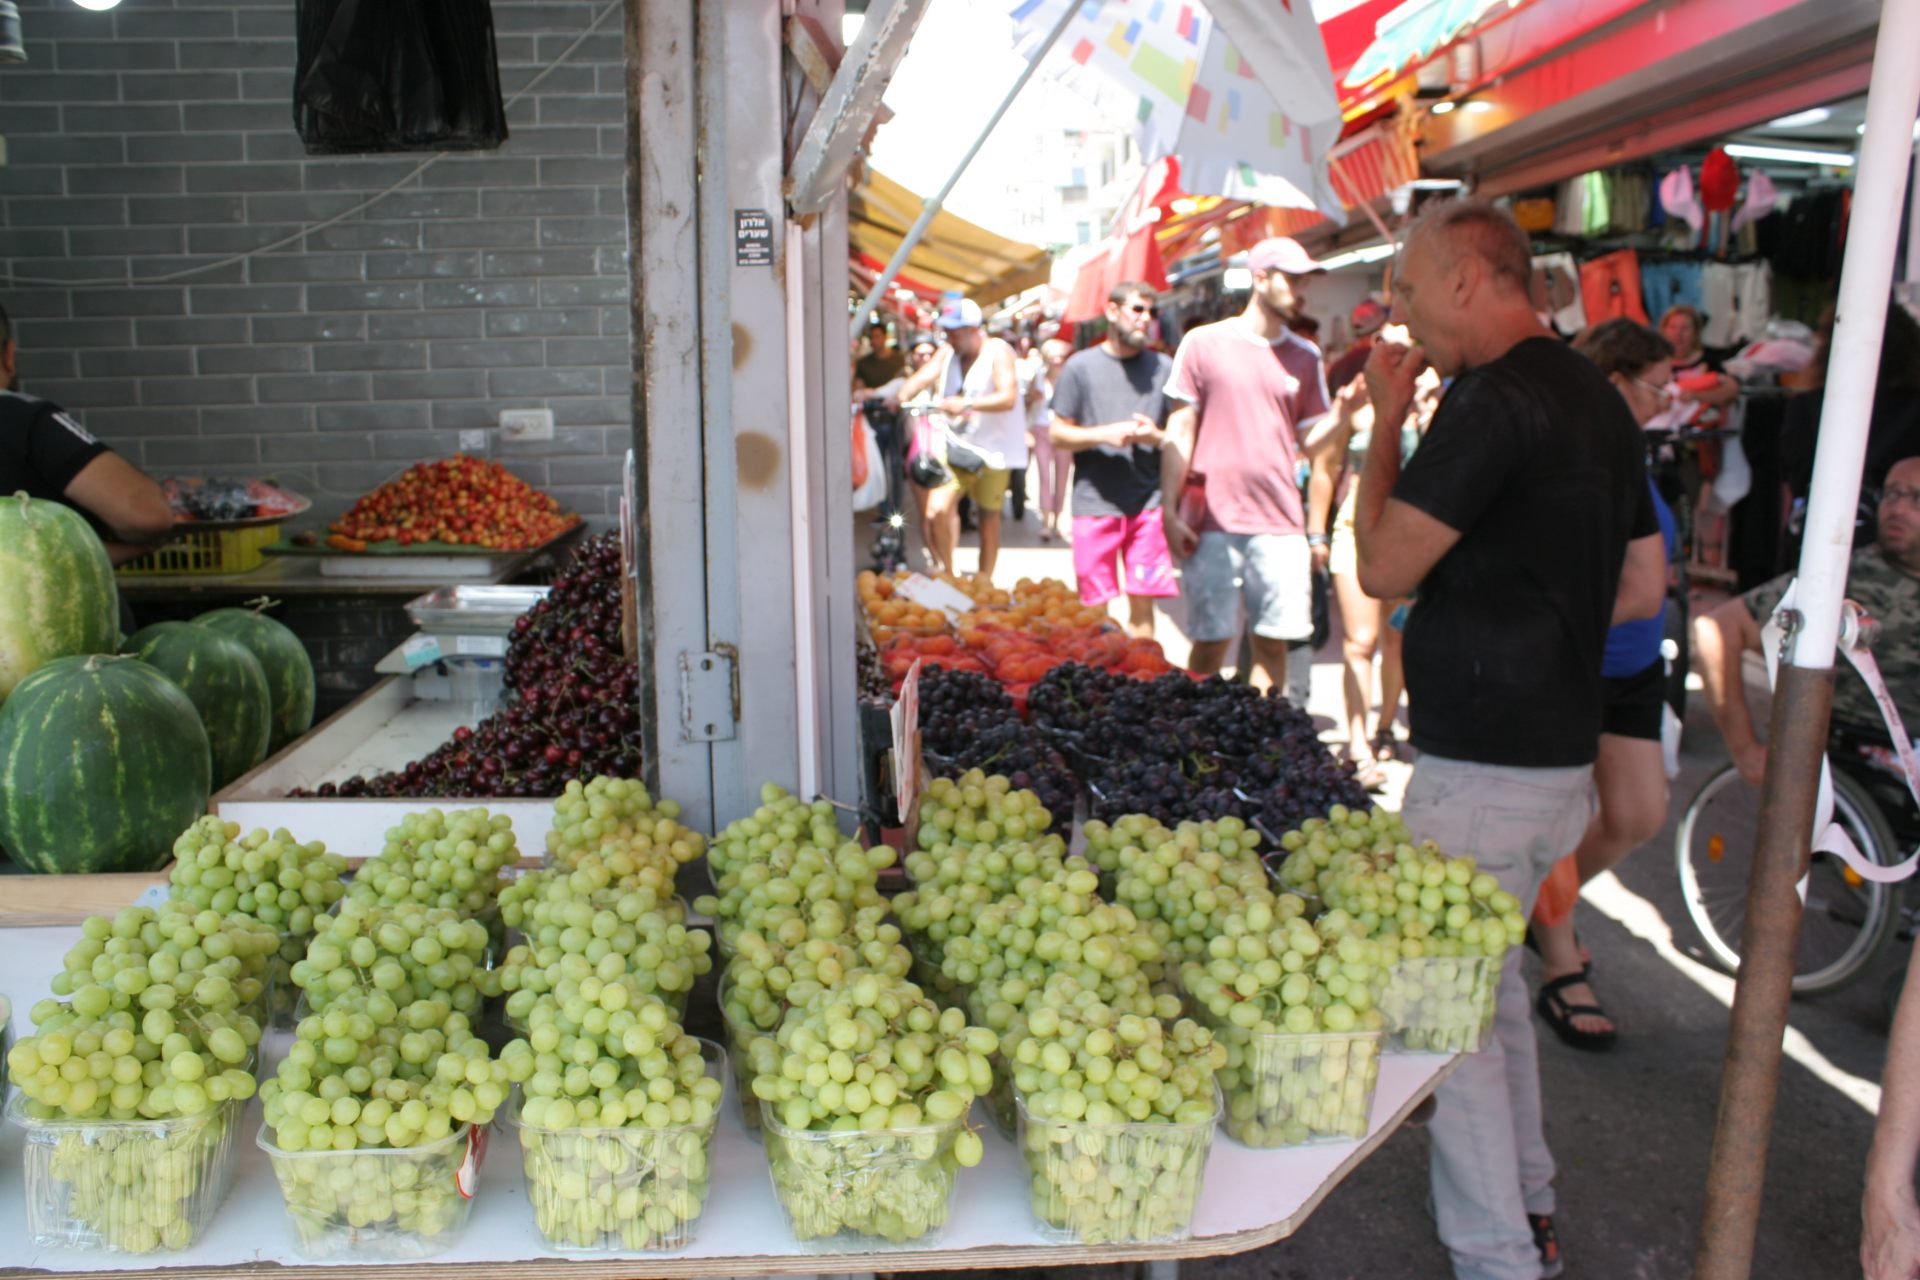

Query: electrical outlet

[499,408,554,441]
[458,429,488,452]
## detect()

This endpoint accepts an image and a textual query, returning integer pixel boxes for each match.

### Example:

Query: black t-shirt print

[1391,337,1657,768]
[0,390,113,536]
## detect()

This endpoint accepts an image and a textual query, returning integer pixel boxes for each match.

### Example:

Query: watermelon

[0,654,211,874]
[0,492,117,704]
[193,604,316,754]
[122,621,272,790]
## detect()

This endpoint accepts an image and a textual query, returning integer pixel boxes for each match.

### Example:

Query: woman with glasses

[1529,318,1680,1051]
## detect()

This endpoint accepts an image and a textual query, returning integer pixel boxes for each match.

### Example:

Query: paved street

[894,501,1898,1278]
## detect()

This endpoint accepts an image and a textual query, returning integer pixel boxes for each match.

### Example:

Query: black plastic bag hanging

[294,0,509,155]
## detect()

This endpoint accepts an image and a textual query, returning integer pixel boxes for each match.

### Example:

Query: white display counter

[0,924,1459,1280]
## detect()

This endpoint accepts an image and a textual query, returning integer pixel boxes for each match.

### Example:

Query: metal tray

[403,584,550,635]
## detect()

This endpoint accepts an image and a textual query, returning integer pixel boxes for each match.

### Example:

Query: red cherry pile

[330,455,579,549]
[301,534,640,799]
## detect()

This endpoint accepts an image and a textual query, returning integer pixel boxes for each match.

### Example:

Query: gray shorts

[1181,531,1313,644]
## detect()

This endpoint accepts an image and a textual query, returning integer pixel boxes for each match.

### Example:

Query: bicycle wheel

[1675,763,1901,995]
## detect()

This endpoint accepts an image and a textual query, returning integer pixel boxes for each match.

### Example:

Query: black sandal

[1372,731,1399,763]
[1535,972,1616,1052]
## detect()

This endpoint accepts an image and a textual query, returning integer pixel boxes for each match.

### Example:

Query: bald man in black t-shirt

[0,304,172,564]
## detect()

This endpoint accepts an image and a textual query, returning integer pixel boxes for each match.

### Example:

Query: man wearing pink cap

[1160,236,1331,699]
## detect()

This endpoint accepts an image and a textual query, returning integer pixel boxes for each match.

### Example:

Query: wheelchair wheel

[1675,763,1900,995]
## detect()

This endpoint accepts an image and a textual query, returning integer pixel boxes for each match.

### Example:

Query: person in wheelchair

[1694,453,1920,790]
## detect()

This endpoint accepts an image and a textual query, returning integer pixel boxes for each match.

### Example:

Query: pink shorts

[1073,511,1178,606]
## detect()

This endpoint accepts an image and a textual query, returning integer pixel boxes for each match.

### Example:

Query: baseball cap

[938,298,984,329]
[1247,237,1323,276]
[1350,297,1389,335]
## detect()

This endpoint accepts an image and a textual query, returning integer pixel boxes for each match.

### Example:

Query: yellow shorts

[941,466,1011,509]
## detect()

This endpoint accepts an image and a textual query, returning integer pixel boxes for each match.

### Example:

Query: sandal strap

[1537,972,1594,999]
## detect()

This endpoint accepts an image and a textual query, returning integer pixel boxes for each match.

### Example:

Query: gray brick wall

[0,0,632,526]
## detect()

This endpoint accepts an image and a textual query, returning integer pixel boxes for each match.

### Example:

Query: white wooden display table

[0,925,1460,1280]
[213,675,560,860]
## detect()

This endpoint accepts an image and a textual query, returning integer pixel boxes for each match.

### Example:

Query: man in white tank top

[894,298,1024,580]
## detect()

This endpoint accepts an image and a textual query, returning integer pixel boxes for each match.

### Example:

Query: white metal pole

[1786,0,1920,669]
[846,0,1080,342]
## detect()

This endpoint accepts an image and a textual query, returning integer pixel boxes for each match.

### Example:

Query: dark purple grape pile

[1026,662,1127,735]
[1055,669,1368,830]
[918,665,1075,831]
[296,533,643,799]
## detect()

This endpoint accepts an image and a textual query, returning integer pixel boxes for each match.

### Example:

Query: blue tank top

[1601,478,1678,678]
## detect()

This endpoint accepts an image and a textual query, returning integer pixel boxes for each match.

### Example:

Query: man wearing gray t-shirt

[1047,281,1175,638]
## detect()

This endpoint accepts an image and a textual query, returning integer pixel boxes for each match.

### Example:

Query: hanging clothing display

[1640,260,1705,321]
[1580,249,1650,326]
[1555,175,1588,237]
[1531,253,1587,334]
[1581,171,1613,238]
[1699,262,1739,347]
[1659,167,1704,242]
[1608,171,1652,234]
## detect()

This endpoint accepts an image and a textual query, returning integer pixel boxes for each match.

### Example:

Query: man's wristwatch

[1307,533,1331,548]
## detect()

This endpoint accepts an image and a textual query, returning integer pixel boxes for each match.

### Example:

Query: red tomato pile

[880,618,1175,716]
[330,456,580,549]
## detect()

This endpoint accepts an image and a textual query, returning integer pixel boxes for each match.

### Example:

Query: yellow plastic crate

[117,523,280,577]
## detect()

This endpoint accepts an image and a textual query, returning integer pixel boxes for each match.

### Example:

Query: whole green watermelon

[193,604,316,755]
[122,621,272,790]
[0,492,117,704]
[0,654,211,874]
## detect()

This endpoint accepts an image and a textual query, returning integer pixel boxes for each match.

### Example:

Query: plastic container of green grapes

[1209,1022,1383,1148]
[9,1094,243,1254]
[1013,1085,1220,1245]
[508,1038,726,1252]
[257,1119,484,1260]
[760,1101,970,1248]
[1382,955,1500,1055]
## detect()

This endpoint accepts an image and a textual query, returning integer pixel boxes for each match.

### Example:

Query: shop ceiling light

[1723,143,1854,167]
[1319,242,1396,271]
[69,0,122,9]
[1765,108,1832,129]
[1464,100,1495,113]
[1430,101,1456,115]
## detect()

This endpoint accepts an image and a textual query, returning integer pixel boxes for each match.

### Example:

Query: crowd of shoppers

[854,197,1920,1279]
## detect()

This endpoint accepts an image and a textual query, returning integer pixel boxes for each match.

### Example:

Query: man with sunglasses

[1047,282,1177,637]
[1696,453,1920,791]
[1160,237,1332,698]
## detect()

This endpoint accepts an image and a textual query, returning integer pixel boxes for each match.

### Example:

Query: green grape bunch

[289,900,492,1017]
[509,987,724,1250]
[169,817,348,936]
[488,865,710,1025]
[704,783,852,882]
[1011,1005,1224,1244]
[721,913,911,1037]
[546,775,705,872]
[349,807,519,916]
[1181,906,1391,1147]
[695,784,894,954]
[914,771,1056,854]
[1095,814,1269,967]
[25,1105,240,1254]
[754,972,996,1244]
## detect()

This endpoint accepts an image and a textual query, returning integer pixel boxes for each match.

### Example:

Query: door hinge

[679,647,738,743]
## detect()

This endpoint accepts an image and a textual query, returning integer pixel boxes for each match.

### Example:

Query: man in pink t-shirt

[1161,237,1332,698]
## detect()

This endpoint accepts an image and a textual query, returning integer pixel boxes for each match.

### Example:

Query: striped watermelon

[0,492,117,704]
[0,654,211,874]
[122,621,272,790]
[193,604,316,755]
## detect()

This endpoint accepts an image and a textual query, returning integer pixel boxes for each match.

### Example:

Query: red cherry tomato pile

[330,455,580,549]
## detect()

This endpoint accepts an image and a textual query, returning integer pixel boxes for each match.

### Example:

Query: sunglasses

[1120,302,1158,316]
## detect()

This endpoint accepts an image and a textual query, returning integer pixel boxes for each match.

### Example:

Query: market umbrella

[1007,0,1344,216]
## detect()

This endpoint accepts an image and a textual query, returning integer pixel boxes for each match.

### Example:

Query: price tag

[455,1124,489,1200]
[400,634,442,670]
[893,573,975,621]
[890,659,923,824]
